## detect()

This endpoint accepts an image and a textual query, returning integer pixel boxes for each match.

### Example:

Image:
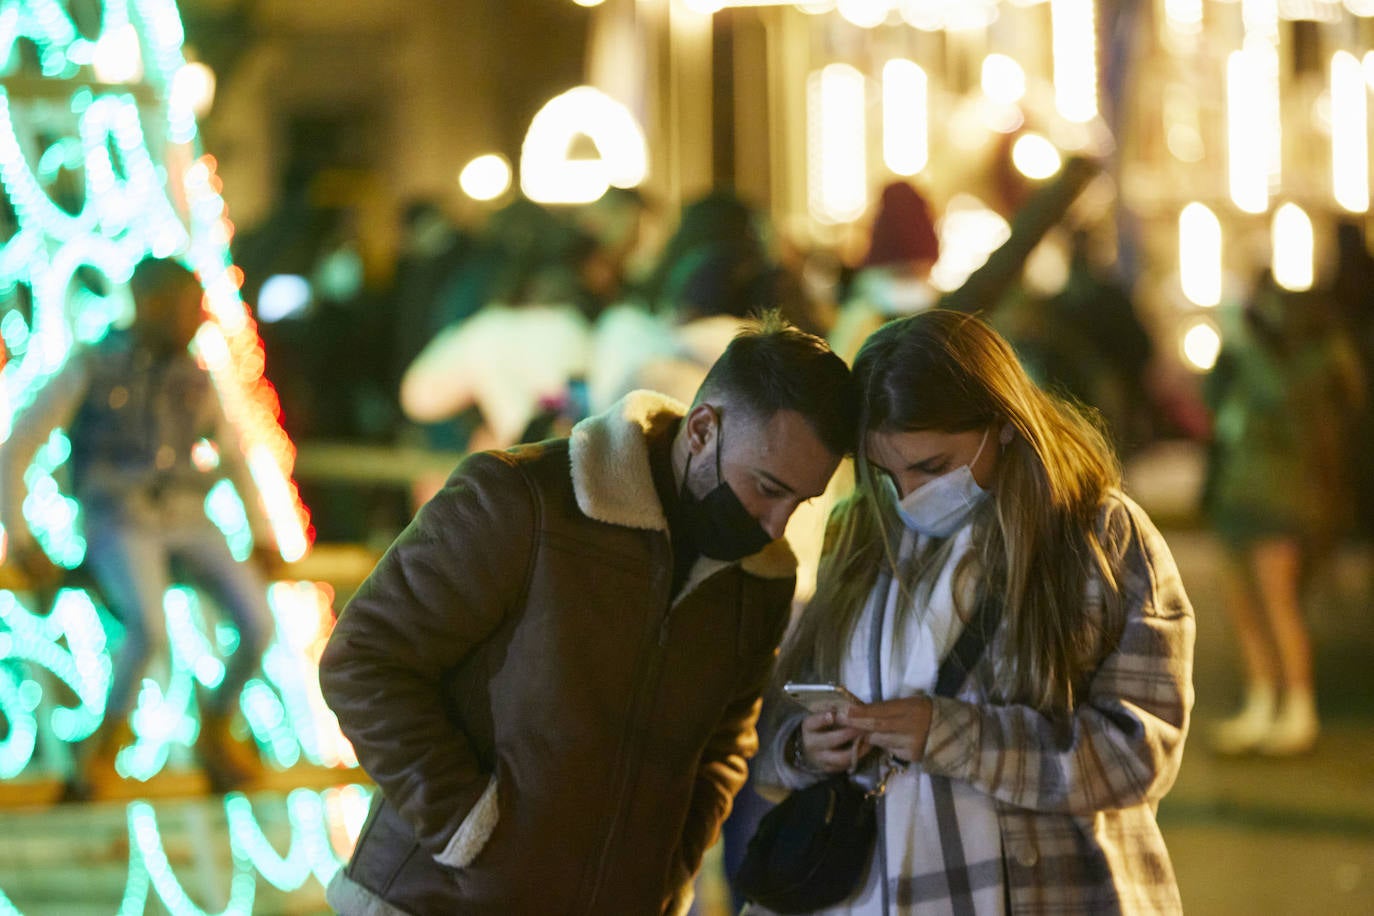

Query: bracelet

[788,726,818,774]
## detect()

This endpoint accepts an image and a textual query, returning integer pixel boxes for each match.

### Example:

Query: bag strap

[867,571,890,704]
[934,587,1003,699]
[867,572,892,916]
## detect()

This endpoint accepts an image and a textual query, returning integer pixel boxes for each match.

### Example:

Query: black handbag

[734,771,878,913]
[737,589,1003,913]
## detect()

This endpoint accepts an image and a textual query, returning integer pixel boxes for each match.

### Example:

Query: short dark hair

[695,311,858,456]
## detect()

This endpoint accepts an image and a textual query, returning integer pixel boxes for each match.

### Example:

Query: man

[2,256,274,798]
[319,313,857,915]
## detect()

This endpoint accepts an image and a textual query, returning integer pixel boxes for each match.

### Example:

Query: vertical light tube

[808,63,868,224]
[883,58,928,177]
[1227,51,1269,214]
[1239,0,1282,194]
[1180,202,1222,307]
[1051,0,1098,123]
[1332,51,1370,214]
[1271,203,1314,292]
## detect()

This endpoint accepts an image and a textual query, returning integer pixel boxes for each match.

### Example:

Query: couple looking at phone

[321,307,1193,916]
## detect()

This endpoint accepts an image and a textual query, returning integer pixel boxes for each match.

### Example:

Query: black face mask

[679,413,773,561]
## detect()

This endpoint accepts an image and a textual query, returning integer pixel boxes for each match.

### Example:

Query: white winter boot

[1258,688,1319,756]
[1210,682,1278,756]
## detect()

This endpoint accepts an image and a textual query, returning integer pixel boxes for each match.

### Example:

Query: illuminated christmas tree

[0,2,364,911]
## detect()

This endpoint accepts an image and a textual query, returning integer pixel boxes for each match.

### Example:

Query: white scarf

[821,524,1006,915]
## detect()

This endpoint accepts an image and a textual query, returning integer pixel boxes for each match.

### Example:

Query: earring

[999,423,1015,446]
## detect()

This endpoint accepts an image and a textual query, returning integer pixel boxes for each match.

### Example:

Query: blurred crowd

[229,171,1374,566]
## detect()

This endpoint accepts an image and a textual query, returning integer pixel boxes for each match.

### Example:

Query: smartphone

[782,681,860,714]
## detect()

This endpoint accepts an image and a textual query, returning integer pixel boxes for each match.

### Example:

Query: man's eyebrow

[755,468,798,494]
[757,467,829,501]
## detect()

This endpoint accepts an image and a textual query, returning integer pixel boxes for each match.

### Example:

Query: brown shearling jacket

[320,391,797,915]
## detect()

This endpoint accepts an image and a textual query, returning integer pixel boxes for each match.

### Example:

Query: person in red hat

[830,181,941,361]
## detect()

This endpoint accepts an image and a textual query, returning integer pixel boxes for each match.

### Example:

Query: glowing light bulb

[882,59,928,177]
[1051,0,1098,123]
[1165,0,1203,31]
[1271,203,1314,292]
[837,0,890,28]
[1331,51,1369,214]
[1011,133,1062,179]
[1179,202,1222,307]
[170,62,216,117]
[1227,49,1273,214]
[92,24,143,84]
[981,54,1027,105]
[521,87,647,205]
[807,64,867,224]
[459,154,513,202]
[1181,319,1222,372]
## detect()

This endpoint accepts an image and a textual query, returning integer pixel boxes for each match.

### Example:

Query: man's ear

[685,404,718,454]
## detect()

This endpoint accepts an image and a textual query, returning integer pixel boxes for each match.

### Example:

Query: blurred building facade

[190,0,1374,380]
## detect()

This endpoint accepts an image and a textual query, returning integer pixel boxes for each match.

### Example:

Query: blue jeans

[83,505,270,719]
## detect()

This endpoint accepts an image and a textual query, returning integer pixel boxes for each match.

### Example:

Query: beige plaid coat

[759,492,1195,914]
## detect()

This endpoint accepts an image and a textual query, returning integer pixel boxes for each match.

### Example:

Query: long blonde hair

[777,310,1125,713]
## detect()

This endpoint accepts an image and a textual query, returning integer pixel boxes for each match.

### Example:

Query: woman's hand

[797,709,868,774]
[840,696,934,763]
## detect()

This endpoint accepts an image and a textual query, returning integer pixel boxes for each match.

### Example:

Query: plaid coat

[757,491,1195,914]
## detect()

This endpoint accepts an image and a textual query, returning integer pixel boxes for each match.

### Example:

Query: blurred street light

[459,154,513,202]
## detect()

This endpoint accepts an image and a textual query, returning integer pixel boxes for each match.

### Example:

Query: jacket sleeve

[671,588,793,896]
[318,450,536,860]
[751,700,822,800]
[920,498,1195,815]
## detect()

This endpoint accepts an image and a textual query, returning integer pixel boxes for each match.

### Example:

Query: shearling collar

[568,390,796,583]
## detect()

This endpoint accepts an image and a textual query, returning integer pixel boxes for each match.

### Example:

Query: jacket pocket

[435,774,500,870]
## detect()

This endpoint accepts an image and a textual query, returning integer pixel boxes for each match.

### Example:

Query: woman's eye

[760,483,786,499]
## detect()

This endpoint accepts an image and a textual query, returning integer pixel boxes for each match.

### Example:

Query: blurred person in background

[320,315,856,915]
[1041,228,1156,452]
[589,189,818,413]
[590,240,780,412]
[829,181,942,363]
[1202,268,1366,756]
[1,257,275,799]
[637,190,826,335]
[398,216,595,456]
[388,198,475,398]
[572,186,651,311]
[1329,221,1374,544]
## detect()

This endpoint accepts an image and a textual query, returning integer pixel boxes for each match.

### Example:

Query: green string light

[1,2,351,908]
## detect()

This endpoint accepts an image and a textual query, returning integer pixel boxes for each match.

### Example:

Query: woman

[753,310,1194,914]
[1201,271,1364,755]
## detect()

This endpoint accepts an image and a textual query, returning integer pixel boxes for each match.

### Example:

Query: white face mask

[858,269,937,317]
[884,427,991,538]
